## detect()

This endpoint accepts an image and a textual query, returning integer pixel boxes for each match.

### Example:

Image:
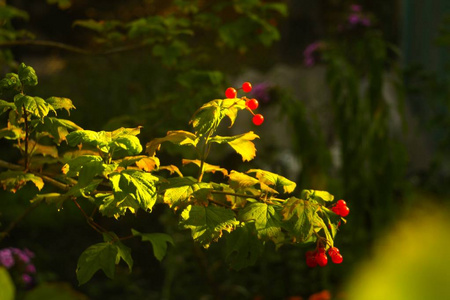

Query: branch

[0,40,147,56]
[0,201,40,242]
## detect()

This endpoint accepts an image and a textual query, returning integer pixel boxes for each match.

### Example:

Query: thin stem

[23,105,29,170]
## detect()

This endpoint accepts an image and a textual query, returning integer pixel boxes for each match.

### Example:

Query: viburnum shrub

[0,64,348,285]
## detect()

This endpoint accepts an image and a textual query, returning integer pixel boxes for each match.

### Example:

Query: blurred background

[1,0,450,299]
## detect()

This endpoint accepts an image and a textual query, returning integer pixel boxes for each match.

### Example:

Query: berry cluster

[331,199,350,217]
[305,246,343,268]
[224,82,264,126]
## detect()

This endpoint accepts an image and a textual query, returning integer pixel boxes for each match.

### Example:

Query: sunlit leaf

[239,202,284,245]
[247,169,296,194]
[228,170,259,190]
[180,204,239,248]
[301,189,334,203]
[281,197,315,242]
[34,116,82,144]
[0,100,15,115]
[31,193,69,209]
[145,130,198,156]
[14,95,55,119]
[18,62,38,87]
[45,97,76,114]
[210,131,259,161]
[0,267,15,300]
[182,159,228,176]
[0,170,44,192]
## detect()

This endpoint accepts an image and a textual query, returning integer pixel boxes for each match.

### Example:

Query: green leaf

[0,170,44,192]
[145,130,198,156]
[239,202,284,245]
[190,99,247,136]
[18,62,38,87]
[0,100,16,115]
[76,242,118,285]
[180,204,239,248]
[301,189,334,203]
[73,19,122,33]
[0,126,24,140]
[281,197,315,242]
[109,170,159,212]
[0,73,21,93]
[0,267,15,300]
[160,176,208,209]
[210,131,259,161]
[225,222,264,270]
[95,193,139,219]
[34,117,82,144]
[31,193,69,209]
[131,229,174,261]
[247,169,296,194]
[103,233,133,273]
[66,127,143,157]
[182,159,228,176]
[0,5,29,21]
[14,95,55,119]
[45,97,76,114]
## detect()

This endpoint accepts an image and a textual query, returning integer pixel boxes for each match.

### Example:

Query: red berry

[332,206,340,214]
[305,250,315,258]
[225,87,237,98]
[328,247,339,257]
[331,253,343,264]
[245,98,259,110]
[338,205,350,217]
[315,252,328,267]
[252,114,264,126]
[336,200,347,207]
[242,82,252,93]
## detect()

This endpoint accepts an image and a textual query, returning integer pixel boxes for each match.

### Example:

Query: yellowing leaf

[45,97,76,114]
[281,197,315,242]
[0,171,44,192]
[247,169,296,194]
[210,131,260,161]
[182,159,228,176]
[145,130,198,156]
[135,157,160,172]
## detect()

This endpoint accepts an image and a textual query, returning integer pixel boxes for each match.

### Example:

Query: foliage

[0,64,347,287]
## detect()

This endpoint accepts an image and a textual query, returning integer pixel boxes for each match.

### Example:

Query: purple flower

[25,264,36,273]
[303,41,322,67]
[348,14,360,25]
[350,4,362,12]
[0,249,15,269]
[23,248,35,259]
[12,248,31,264]
[250,82,271,103]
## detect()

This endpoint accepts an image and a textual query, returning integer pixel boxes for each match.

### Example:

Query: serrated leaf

[190,99,246,136]
[239,202,284,245]
[135,156,160,172]
[180,204,239,248]
[18,63,38,87]
[131,229,174,261]
[15,95,55,119]
[0,100,15,115]
[103,233,133,272]
[210,131,259,161]
[66,127,143,157]
[281,197,315,242]
[225,222,263,270]
[159,176,198,208]
[211,183,248,209]
[182,159,228,176]
[109,170,159,212]
[247,169,296,194]
[228,170,259,190]
[301,189,334,203]
[45,97,75,114]
[145,130,198,156]
[0,171,44,192]
[76,242,118,285]
[95,193,139,219]
[19,140,58,158]
[158,165,183,177]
